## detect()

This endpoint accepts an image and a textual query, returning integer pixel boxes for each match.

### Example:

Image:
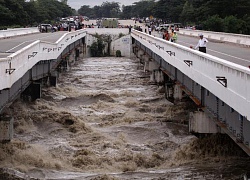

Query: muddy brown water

[0,57,250,180]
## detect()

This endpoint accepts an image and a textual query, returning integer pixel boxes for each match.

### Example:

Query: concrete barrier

[179,29,250,47]
[0,27,40,39]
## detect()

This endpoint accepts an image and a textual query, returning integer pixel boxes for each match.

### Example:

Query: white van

[156,23,174,31]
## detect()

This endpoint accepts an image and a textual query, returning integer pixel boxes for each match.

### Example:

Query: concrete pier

[143,56,150,72]
[173,84,183,100]
[69,50,76,65]
[0,116,13,142]
[189,111,220,134]
[47,76,57,87]
[22,82,41,101]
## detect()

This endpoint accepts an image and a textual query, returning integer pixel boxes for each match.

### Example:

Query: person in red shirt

[164,30,170,41]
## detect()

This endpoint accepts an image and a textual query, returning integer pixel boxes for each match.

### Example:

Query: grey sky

[67,0,141,10]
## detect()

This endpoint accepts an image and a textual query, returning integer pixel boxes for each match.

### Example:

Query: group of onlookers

[162,29,178,43]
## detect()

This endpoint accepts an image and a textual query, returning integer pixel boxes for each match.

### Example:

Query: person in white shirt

[195,34,208,53]
[148,27,152,35]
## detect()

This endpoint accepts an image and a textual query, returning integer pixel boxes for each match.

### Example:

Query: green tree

[78,5,92,16]
[152,0,169,22]
[121,5,133,19]
[61,0,67,4]
[101,2,121,18]
[132,0,155,18]
[180,0,195,25]
[92,5,102,19]
[203,15,224,32]
[224,16,243,34]
[35,0,73,23]
[4,0,29,26]
[23,0,39,26]
[90,38,105,57]
[242,15,250,35]
[0,4,15,26]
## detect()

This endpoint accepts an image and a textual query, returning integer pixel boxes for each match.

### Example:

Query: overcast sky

[67,0,141,10]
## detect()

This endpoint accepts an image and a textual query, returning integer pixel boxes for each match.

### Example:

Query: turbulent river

[0,56,250,180]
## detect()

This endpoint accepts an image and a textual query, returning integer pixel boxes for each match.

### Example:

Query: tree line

[79,0,250,34]
[0,0,73,29]
[0,0,250,34]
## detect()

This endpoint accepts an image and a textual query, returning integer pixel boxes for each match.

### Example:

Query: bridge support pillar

[132,45,138,55]
[149,60,159,71]
[75,48,80,61]
[148,60,160,84]
[137,49,144,59]
[143,55,150,72]
[22,82,41,101]
[79,44,84,59]
[47,76,57,87]
[150,70,164,84]
[173,84,183,100]
[136,49,145,69]
[163,74,183,102]
[69,50,75,65]
[189,111,220,134]
[0,115,13,142]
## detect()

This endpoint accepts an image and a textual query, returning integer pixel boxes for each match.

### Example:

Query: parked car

[38,24,57,33]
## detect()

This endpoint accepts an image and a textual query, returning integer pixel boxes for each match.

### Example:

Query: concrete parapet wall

[86,28,129,36]
[111,35,131,57]
[0,29,87,90]
[179,29,250,47]
[0,28,40,39]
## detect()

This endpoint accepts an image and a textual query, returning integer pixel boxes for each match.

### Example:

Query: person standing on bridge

[148,26,152,35]
[195,34,208,53]
[164,30,170,41]
[172,31,178,43]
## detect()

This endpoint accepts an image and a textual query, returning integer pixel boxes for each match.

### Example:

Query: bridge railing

[132,29,250,121]
[0,27,40,39]
[0,29,87,90]
[179,29,250,46]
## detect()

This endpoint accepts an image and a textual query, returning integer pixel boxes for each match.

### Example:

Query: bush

[116,50,121,57]
[118,33,125,38]
[90,39,105,57]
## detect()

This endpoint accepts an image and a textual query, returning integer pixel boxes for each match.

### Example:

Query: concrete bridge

[131,29,250,156]
[0,27,250,156]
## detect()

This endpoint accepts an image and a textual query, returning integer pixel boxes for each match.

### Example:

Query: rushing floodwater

[0,56,250,180]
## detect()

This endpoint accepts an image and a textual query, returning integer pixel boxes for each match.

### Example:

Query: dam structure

[0,27,250,156]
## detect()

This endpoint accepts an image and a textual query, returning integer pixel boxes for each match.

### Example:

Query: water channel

[0,56,250,179]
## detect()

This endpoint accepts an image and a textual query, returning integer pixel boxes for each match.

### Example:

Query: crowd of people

[134,24,178,43]
[134,23,208,53]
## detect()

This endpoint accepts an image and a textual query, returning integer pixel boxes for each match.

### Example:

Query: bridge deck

[177,34,250,67]
[1,30,249,67]
[0,31,68,58]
